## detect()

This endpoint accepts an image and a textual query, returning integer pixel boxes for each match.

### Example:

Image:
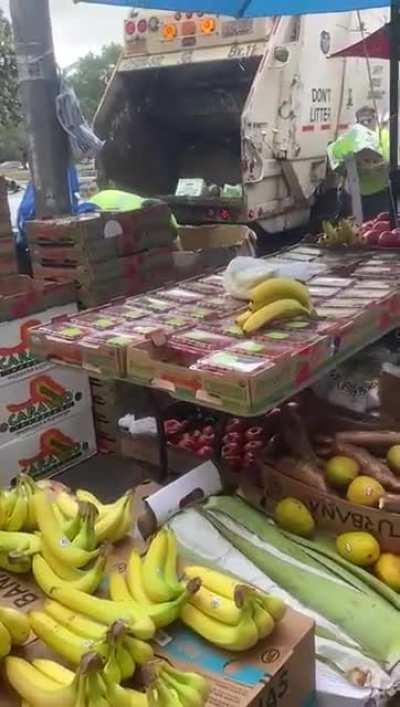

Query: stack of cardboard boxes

[0,275,96,486]
[0,177,17,276]
[27,205,177,308]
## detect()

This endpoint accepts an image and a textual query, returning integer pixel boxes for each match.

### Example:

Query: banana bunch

[5,649,152,707]
[0,605,30,659]
[317,219,359,247]
[236,278,312,334]
[181,565,286,651]
[0,474,38,533]
[146,661,210,707]
[55,488,135,544]
[0,526,41,573]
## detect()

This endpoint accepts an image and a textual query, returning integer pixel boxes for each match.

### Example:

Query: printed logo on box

[18,428,89,479]
[2,374,81,435]
[0,320,41,378]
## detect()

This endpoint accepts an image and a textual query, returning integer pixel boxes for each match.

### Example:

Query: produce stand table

[28,243,400,478]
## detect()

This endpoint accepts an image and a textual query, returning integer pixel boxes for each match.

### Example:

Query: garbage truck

[94,8,389,235]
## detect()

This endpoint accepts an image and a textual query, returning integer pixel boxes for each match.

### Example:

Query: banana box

[0,366,91,445]
[0,407,96,487]
[155,608,315,707]
[0,303,77,387]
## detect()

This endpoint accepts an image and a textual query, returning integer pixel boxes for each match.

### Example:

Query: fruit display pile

[0,475,287,707]
[316,213,400,249]
[164,410,273,470]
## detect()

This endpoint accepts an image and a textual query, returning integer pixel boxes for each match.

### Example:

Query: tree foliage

[68,43,121,122]
[0,8,21,127]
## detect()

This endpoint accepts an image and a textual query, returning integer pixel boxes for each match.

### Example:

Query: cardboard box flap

[177,225,255,252]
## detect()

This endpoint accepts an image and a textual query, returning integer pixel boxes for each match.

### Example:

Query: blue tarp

[76,0,387,16]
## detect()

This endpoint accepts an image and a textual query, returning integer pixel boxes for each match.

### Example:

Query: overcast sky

[0,0,127,67]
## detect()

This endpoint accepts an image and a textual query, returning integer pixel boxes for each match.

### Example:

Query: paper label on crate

[145,462,222,526]
[159,625,268,686]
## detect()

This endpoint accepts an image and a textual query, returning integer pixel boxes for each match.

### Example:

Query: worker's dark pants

[361,190,390,220]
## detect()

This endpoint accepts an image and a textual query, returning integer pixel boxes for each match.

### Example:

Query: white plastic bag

[223,257,277,300]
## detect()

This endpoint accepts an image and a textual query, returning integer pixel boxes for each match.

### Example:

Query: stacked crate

[0,177,17,276]
[27,205,177,308]
[0,275,96,485]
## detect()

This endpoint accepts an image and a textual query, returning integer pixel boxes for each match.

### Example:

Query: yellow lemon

[346,476,384,507]
[336,531,380,567]
[274,497,315,538]
[325,456,359,489]
[386,446,400,475]
[374,553,400,591]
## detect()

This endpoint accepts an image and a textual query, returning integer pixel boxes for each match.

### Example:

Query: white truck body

[94,8,389,232]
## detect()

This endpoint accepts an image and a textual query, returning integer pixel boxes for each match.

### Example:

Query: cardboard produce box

[0,406,96,486]
[0,366,91,445]
[260,465,400,553]
[0,303,77,387]
[174,225,256,279]
[155,610,315,707]
[0,275,76,322]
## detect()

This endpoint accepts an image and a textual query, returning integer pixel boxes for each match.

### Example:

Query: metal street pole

[10,0,71,218]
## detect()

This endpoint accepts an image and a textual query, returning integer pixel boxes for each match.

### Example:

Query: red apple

[177,439,194,451]
[377,212,390,221]
[244,440,263,453]
[221,442,241,456]
[198,432,215,447]
[196,445,214,458]
[245,426,263,441]
[225,418,245,433]
[362,230,380,245]
[202,425,214,435]
[378,231,399,247]
[223,432,243,446]
[372,222,390,236]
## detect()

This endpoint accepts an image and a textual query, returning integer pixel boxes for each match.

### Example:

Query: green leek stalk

[203,496,400,670]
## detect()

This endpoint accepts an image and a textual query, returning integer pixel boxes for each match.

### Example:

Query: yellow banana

[142,529,173,603]
[32,550,106,596]
[88,672,111,707]
[161,663,210,701]
[0,551,32,573]
[40,537,93,582]
[123,635,154,664]
[29,611,96,665]
[156,678,184,707]
[115,640,136,680]
[164,529,184,597]
[33,491,100,568]
[184,565,286,622]
[43,600,107,641]
[32,659,75,686]
[127,550,153,604]
[243,299,310,333]
[4,486,28,531]
[95,492,134,544]
[55,491,79,519]
[0,529,41,555]
[0,620,11,658]
[255,594,286,622]
[251,601,275,639]
[0,605,30,644]
[249,277,311,311]
[5,656,79,707]
[184,565,238,598]
[160,670,203,707]
[101,672,148,707]
[189,585,242,625]
[181,587,259,651]
[109,571,198,629]
[235,310,252,327]
[49,583,155,639]
[71,503,98,551]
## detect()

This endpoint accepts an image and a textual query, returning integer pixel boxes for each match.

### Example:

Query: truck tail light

[125,20,136,35]
[200,18,216,33]
[137,19,148,33]
[163,23,177,40]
